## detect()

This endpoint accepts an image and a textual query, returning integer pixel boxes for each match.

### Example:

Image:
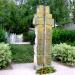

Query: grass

[10,44,34,63]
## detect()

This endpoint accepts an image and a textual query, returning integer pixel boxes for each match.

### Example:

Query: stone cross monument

[33,5,54,69]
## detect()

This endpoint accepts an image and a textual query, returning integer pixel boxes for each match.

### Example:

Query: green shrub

[10,44,33,63]
[28,31,35,45]
[52,28,75,44]
[52,43,75,66]
[66,41,75,46]
[0,28,6,42]
[36,67,55,74]
[0,43,12,69]
[23,32,29,42]
[23,31,35,44]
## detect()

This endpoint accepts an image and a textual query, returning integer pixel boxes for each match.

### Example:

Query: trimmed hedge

[52,28,75,44]
[28,31,35,44]
[23,32,29,42]
[23,31,35,44]
[0,28,6,42]
[52,43,75,66]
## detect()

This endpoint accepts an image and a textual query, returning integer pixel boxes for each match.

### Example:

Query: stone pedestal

[33,5,54,69]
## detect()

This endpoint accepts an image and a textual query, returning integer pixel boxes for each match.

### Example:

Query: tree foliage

[0,0,72,33]
[48,0,70,25]
[73,0,75,23]
[26,0,70,25]
[0,0,34,34]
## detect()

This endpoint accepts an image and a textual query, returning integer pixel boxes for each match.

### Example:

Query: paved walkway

[51,62,75,75]
[0,63,35,75]
[0,62,75,75]
[12,42,30,44]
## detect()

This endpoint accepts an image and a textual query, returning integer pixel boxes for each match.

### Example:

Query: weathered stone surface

[33,5,54,69]
[37,39,43,55]
[37,55,44,65]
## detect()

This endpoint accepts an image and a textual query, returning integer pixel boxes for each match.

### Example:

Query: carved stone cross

[33,5,54,69]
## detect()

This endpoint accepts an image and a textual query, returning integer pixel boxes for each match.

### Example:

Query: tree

[0,0,72,34]
[72,0,75,23]
[47,0,70,25]
[0,0,31,34]
[24,0,70,25]
[0,0,9,28]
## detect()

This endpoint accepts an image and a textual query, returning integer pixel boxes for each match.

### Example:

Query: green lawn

[10,44,34,63]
